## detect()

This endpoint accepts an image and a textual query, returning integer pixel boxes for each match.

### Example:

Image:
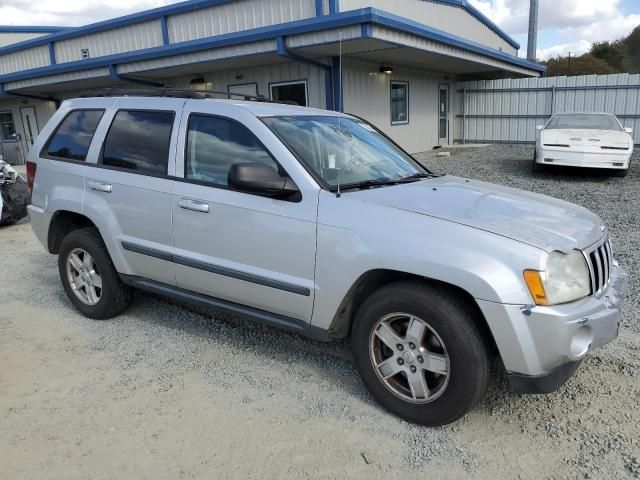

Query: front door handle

[178,198,209,213]
[88,180,112,193]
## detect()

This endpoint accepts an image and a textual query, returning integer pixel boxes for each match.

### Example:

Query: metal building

[0,0,544,163]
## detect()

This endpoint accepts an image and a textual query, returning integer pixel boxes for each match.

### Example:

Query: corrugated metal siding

[119,40,276,74]
[342,57,446,153]
[340,0,517,55]
[372,27,537,77]
[4,67,109,90]
[166,61,327,108]
[456,74,640,145]
[0,45,50,75]
[0,32,49,48]
[286,26,361,48]
[168,0,316,43]
[55,20,163,64]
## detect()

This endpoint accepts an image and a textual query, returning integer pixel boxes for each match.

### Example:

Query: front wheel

[352,281,491,426]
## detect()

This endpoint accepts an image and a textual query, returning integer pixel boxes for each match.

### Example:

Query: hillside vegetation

[543,25,640,76]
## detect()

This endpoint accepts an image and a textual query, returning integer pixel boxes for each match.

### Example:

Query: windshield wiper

[336,172,436,192]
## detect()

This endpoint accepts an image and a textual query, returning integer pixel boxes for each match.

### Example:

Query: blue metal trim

[160,16,170,45]
[329,0,339,14]
[48,42,56,65]
[0,9,544,86]
[0,26,68,33]
[108,64,119,81]
[361,23,372,38]
[315,0,324,16]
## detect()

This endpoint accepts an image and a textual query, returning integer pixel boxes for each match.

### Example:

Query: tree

[541,25,640,76]
[590,40,627,71]
[544,54,618,77]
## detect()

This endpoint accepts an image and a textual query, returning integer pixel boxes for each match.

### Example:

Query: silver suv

[27,90,627,426]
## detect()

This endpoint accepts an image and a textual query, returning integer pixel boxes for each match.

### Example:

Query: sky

[0,0,639,61]
[469,0,640,59]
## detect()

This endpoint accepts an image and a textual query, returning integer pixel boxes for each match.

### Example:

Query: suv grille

[584,238,613,297]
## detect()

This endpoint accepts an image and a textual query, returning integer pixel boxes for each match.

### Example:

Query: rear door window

[102,110,174,175]
[43,110,104,161]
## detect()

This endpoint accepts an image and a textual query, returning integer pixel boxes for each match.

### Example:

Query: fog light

[569,326,592,359]
[544,158,554,163]
[612,162,623,167]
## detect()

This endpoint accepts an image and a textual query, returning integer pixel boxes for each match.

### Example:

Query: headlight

[524,250,590,305]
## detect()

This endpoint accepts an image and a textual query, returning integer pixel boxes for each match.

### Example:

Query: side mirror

[228,162,299,199]
[535,125,544,131]
[625,127,633,134]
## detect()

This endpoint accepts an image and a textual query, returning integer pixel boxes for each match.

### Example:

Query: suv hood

[351,175,604,252]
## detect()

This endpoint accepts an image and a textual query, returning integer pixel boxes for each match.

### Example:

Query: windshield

[262,115,427,189]
[546,114,621,131]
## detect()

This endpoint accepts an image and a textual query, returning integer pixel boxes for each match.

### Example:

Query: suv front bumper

[477,265,627,393]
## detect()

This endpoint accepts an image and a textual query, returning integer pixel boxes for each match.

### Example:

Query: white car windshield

[262,115,429,190]
[546,114,621,131]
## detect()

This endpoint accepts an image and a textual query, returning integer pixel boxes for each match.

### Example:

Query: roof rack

[77,87,298,105]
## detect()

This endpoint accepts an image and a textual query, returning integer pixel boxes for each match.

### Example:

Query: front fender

[311,191,545,330]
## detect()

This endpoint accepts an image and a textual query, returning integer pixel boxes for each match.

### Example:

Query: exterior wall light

[380,66,393,74]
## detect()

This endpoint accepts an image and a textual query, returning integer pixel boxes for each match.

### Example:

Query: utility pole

[527,0,539,61]
[568,52,572,76]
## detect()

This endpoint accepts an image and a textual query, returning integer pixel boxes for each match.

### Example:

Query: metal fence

[455,73,640,146]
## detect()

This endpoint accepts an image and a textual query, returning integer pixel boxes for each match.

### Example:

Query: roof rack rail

[76,87,297,105]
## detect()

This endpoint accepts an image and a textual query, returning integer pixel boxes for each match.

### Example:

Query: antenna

[336,28,344,198]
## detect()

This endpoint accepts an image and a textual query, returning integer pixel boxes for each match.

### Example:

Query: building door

[0,110,23,164]
[20,106,39,151]
[438,84,449,145]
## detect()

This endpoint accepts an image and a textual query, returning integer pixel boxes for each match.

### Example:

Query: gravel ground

[1,144,639,479]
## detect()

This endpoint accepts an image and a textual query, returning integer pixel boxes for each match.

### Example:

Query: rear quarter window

[101,110,174,176]
[43,110,104,161]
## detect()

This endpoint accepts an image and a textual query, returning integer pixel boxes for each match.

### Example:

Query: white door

[438,85,449,145]
[20,107,39,151]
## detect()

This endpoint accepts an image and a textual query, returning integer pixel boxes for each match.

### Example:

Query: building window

[43,110,104,161]
[186,114,278,188]
[390,81,409,125]
[102,110,174,175]
[270,80,308,107]
[0,112,17,141]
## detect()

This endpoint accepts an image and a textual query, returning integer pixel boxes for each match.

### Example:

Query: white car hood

[542,128,631,148]
[350,175,605,252]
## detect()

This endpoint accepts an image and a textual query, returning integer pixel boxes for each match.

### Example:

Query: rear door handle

[178,198,209,213]
[88,180,112,193]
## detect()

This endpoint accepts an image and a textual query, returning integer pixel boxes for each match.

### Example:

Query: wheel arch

[327,269,497,352]
[47,210,100,254]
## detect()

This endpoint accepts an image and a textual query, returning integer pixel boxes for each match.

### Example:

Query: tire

[351,281,491,426]
[611,168,629,177]
[58,227,132,319]
[531,149,544,173]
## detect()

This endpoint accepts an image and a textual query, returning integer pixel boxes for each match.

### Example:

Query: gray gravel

[1,144,639,479]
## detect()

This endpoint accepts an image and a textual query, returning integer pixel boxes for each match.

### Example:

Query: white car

[533,113,634,177]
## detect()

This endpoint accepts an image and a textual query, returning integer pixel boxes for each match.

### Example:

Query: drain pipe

[276,36,336,111]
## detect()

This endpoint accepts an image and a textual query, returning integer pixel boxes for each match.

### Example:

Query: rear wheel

[58,228,132,319]
[351,281,491,426]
